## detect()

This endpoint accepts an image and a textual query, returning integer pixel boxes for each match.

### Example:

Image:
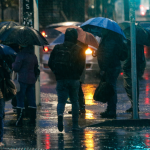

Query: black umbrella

[119,21,149,46]
[0,21,19,38]
[0,26,49,46]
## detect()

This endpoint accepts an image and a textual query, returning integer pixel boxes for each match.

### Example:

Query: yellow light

[85,48,92,55]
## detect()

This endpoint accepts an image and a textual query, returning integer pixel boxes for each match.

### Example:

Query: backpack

[53,44,78,76]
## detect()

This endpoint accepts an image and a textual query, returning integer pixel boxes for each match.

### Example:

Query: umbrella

[119,21,149,46]
[0,26,49,46]
[0,44,17,56]
[81,17,126,38]
[55,26,99,48]
[0,21,19,38]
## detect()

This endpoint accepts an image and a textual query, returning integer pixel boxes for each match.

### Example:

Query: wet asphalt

[2,60,150,149]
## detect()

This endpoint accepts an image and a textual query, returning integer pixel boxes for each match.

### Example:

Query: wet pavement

[3,61,150,149]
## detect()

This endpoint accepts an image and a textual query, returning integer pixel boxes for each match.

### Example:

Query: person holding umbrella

[12,45,38,127]
[81,17,128,118]
[0,44,16,147]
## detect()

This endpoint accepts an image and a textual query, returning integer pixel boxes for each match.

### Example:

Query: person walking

[98,29,127,118]
[12,45,38,127]
[0,55,11,146]
[68,41,88,114]
[123,40,146,112]
[48,28,85,132]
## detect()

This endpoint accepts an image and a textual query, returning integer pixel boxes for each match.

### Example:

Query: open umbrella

[0,26,49,46]
[119,21,149,46]
[55,26,99,48]
[0,21,19,38]
[0,44,17,56]
[81,17,126,39]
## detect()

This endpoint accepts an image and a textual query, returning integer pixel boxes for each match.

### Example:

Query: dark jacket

[48,28,85,81]
[12,46,38,84]
[123,41,145,71]
[97,34,121,71]
[0,57,12,99]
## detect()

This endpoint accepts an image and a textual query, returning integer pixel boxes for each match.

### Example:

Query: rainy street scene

[2,0,150,149]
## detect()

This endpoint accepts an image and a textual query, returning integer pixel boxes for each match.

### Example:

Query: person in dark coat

[12,45,38,127]
[97,29,122,118]
[0,55,11,146]
[123,40,146,112]
[48,28,85,131]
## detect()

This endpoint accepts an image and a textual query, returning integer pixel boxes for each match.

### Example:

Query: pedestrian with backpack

[48,28,85,132]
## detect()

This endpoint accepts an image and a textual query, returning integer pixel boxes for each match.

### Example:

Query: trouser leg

[78,82,85,111]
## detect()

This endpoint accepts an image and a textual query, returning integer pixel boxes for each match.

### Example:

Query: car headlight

[85,48,92,55]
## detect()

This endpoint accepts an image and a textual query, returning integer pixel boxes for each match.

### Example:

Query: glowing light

[42,31,46,37]
[85,48,92,55]
[141,11,146,16]
[44,47,49,52]
[120,72,123,75]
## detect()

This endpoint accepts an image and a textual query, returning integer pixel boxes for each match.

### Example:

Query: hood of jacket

[64,28,78,44]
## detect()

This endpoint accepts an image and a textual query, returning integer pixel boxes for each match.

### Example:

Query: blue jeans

[104,67,121,113]
[0,99,5,142]
[16,82,36,109]
[56,80,80,122]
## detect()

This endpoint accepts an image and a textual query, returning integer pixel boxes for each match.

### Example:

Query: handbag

[93,78,115,103]
[3,78,17,101]
[12,71,20,92]
[34,64,40,80]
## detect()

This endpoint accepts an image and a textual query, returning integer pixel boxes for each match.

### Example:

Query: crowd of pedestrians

[0,20,146,146]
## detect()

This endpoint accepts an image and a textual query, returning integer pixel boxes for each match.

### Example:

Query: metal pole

[33,0,41,106]
[129,0,138,119]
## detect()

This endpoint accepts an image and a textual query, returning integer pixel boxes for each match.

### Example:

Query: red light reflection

[45,133,51,149]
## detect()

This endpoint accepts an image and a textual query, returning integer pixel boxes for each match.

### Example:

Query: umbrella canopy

[119,21,149,46]
[55,26,99,48]
[81,17,126,38]
[0,21,19,38]
[0,44,17,56]
[0,26,49,46]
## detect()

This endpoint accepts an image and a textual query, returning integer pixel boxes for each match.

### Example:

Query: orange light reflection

[45,133,51,149]
[85,110,96,119]
[84,131,96,150]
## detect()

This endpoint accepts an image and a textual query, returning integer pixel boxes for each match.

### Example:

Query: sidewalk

[2,69,150,149]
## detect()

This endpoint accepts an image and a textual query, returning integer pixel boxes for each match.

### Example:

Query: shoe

[58,115,63,132]
[72,126,81,131]
[28,107,36,126]
[100,111,116,119]
[126,107,133,113]
[126,107,139,113]
[0,142,4,146]
[68,109,85,114]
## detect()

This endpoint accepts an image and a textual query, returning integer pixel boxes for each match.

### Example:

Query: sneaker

[72,126,81,131]
[126,107,133,113]
[68,109,85,114]
[100,111,116,119]
[0,142,4,146]
[58,115,63,132]
[126,107,139,113]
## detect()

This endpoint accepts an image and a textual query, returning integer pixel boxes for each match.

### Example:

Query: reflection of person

[48,28,85,131]
[0,56,11,146]
[12,45,38,127]
[97,29,121,118]
[123,41,146,112]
